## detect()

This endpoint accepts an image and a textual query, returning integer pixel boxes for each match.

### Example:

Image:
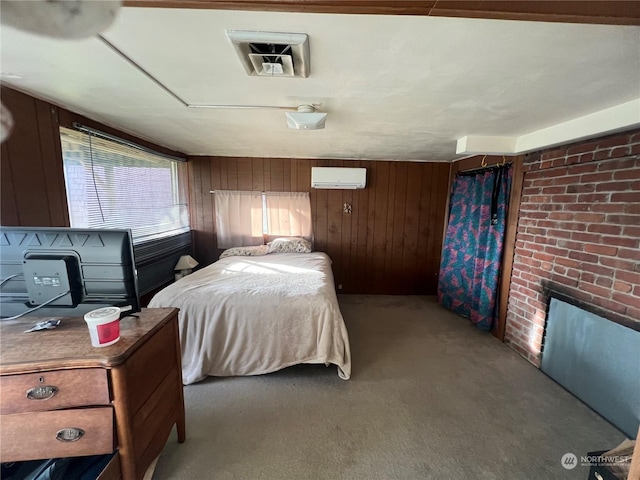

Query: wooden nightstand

[0,308,186,480]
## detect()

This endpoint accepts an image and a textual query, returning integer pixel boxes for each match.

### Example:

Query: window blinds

[60,127,189,243]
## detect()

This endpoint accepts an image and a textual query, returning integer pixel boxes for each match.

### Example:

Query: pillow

[264,235,307,244]
[266,237,312,254]
[219,245,268,259]
[264,235,314,249]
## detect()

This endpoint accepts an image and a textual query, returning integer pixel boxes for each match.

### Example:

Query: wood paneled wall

[2,86,451,296]
[1,87,192,303]
[1,87,69,227]
[188,157,451,294]
[0,86,185,227]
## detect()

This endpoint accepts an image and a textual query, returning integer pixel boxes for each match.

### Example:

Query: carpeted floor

[152,295,624,480]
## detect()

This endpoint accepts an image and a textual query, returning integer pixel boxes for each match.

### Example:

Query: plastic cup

[84,307,121,347]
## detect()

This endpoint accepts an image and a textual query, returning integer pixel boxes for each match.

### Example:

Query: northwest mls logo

[561,453,578,470]
[560,452,631,470]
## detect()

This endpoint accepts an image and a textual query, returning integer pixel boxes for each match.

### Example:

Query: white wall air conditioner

[311,167,366,189]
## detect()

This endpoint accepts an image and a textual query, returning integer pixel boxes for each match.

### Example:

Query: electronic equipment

[0,227,140,318]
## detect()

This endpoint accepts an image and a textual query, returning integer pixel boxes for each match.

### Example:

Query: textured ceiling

[1,8,639,161]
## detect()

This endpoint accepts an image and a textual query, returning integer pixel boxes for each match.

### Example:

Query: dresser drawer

[0,369,109,414]
[0,407,115,463]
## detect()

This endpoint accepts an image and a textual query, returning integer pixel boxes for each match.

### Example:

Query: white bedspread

[148,252,351,384]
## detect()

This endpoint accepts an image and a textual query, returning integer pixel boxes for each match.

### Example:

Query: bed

[148,250,351,385]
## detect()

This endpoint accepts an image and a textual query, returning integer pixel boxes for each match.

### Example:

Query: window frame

[59,125,190,245]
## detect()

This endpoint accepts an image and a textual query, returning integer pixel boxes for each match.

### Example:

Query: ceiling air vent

[226,31,310,78]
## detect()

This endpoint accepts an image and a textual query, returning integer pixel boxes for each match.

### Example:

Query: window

[214,190,312,248]
[214,190,264,248]
[60,127,189,244]
[264,191,312,239]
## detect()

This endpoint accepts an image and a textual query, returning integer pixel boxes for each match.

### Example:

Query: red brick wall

[504,129,640,365]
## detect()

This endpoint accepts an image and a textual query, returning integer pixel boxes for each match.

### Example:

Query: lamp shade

[175,254,198,271]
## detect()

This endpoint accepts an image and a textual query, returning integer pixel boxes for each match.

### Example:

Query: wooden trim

[496,156,525,341]
[430,1,640,26]
[123,1,437,15]
[629,426,640,480]
[97,452,121,480]
[440,161,454,278]
[122,0,640,25]
[47,105,70,227]
[173,318,186,443]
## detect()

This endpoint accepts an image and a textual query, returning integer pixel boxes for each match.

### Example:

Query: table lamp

[174,254,198,281]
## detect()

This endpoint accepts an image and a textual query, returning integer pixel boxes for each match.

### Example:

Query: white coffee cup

[84,307,121,347]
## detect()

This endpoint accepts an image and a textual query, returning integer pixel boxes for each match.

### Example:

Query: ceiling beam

[122,1,640,25]
[429,1,640,25]
[122,1,437,15]
[456,99,640,156]
[515,99,640,153]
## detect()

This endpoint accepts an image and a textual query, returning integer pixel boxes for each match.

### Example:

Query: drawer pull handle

[26,385,58,400]
[56,428,85,442]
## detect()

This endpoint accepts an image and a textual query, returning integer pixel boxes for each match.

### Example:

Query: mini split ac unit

[311,167,366,190]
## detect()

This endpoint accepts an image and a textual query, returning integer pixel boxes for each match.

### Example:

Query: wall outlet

[338,284,343,290]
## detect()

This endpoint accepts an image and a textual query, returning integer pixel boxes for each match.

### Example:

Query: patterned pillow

[219,245,269,259]
[266,237,312,254]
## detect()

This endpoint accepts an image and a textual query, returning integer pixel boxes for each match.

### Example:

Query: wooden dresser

[0,307,185,480]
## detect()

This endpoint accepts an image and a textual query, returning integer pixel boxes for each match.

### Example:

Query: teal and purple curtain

[438,165,512,331]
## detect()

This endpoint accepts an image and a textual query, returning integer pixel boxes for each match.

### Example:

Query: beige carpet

[152,295,624,480]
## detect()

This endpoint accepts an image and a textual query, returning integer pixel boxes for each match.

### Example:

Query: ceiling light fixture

[285,105,327,130]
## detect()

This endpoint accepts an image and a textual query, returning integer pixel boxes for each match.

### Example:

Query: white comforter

[148,252,351,384]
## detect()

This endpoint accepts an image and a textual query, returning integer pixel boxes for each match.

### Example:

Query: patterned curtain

[438,165,512,330]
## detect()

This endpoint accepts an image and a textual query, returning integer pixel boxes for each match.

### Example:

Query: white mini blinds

[214,191,312,248]
[60,127,189,243]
